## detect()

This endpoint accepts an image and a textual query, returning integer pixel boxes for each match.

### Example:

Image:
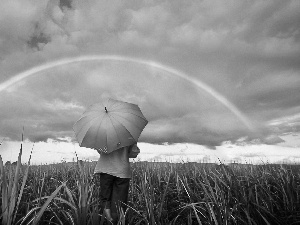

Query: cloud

[0,0,300,150]
[263,135,285,145]
[29,133,56,142]
[59,0,73,10]
[0,1,45,56]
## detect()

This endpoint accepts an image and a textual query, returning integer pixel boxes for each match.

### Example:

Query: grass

[1,146,300,224]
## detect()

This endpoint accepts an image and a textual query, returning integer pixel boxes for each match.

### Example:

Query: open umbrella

[73,98,148,154]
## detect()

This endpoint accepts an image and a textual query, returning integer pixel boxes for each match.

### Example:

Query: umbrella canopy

[73,98,148,154]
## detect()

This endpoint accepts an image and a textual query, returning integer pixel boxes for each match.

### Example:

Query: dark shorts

[94,173,130,214]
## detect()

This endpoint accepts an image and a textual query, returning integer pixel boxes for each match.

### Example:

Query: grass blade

[12,146,33,224]
[31,182,66,225]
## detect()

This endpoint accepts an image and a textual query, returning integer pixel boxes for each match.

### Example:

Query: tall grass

[0,133,32,225]
[1,147,300,224]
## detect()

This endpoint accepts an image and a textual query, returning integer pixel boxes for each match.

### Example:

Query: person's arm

[128,144,140,158]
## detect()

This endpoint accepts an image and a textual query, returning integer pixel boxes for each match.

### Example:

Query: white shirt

[94,145,132,178]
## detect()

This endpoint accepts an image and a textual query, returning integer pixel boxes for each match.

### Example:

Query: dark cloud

[26,22,51,50]
[263,135,285,145]
[27,32,51,50]
[59,0,73,10]
[28,133,56,142]
[266,2,300,41]
[271,121,300,134]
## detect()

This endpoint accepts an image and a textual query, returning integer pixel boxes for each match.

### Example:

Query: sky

[0,0,300,164]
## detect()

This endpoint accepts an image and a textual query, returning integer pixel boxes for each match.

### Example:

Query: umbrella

[73,98,148,154]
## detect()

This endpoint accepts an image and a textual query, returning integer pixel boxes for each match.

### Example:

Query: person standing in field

[94,143,140,224]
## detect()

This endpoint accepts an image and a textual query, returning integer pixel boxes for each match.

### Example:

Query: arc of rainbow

[0,55,255,131]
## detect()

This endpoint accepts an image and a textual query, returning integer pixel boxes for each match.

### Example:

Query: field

[1,148,300,225]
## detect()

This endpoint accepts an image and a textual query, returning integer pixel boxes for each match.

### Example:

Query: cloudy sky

[0,0,300,164]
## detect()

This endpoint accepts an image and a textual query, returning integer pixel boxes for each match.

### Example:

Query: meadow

[1,146,300,225]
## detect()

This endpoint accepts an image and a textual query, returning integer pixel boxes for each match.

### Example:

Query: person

[94,143,140,224]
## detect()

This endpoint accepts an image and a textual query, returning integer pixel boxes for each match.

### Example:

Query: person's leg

[99,173,115,221]
[110,177,130,221]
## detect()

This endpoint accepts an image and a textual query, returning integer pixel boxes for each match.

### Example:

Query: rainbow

[0,55,255,131]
